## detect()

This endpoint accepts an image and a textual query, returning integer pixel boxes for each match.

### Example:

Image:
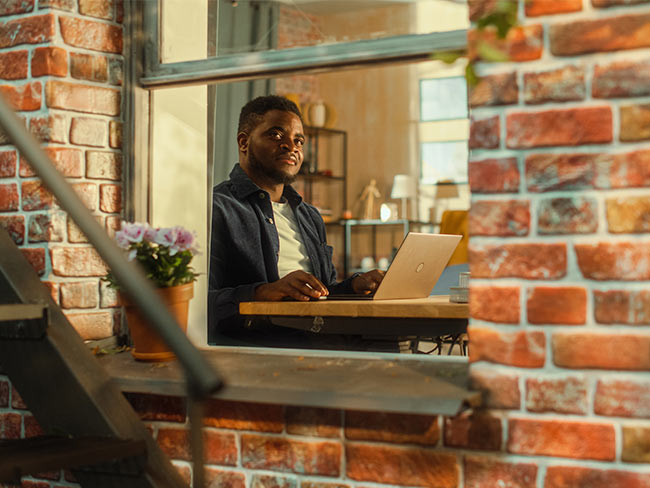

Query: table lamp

[391,174,415,220]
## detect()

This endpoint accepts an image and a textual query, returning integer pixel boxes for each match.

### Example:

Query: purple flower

[119,221,146,244]
[144,224,158,242]
[155,227,179,254]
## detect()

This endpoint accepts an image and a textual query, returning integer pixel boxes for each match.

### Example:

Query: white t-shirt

[271,199,313,278]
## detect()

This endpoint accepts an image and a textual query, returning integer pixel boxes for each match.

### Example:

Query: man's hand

[351,269,385,295]
[254,270,329,301]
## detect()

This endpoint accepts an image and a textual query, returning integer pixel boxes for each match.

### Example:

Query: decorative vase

[119,282,194,362]
[309,101,327,127]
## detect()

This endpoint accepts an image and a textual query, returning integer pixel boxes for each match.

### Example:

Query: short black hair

[238,95,303,134]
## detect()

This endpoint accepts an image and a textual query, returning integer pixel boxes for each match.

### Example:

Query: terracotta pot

[119,282,194,362]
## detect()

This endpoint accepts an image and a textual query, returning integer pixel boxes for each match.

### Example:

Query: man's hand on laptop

[254,271,329,301]
[351,269,385,295]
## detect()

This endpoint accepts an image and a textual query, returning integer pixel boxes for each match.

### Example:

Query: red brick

[241,434,340,476]
[109,120,122,148]
[51,247,107,276]
[21,181,56,211]
[79,0,113,19]
[469,367,520,409]
[444,413,501,450]
[70,117,106,147]
[87,151,121,180]
[203,399,283,432]
[553,331,650,370]
[99,183,121,213]
[594,290,650,325]
[469,243,567,280]
[157,427,237,465]
[470,200,529,236]
[0,81,42,111]
[524,65,585,104]
[70,52,108,82]
[301,483,349,488]
[59,16,122,54]
[345,411,439,446]
[0,150,16,177]
[0,14,55,48]
[73,182,98,211]
[21,480,52,488]
[469,116,499,149]
[468,157,519,194]
[621,103,650,142]
[0,379,8,407]
[527,287,587,325]
[45,80,120,116]
[622,424,650,462]
[576,242,650,280]
[108,57,123,85]
[206,469,246,488]
[38,0,75,11]
[469,72,517,107]
[469,24,543,63]
[60,281,98,309]
[100,279,117,307]
[67,214,104,243]
[11,384,26,409]
[526,376,588,414]
[66,311,112,339]
[105,214,120,238]
[0,183,19,210]
[469,286,520,324]
[593,0,650,6]
[544,465,650,488]
[0,0,35,16]
[42,280,59,304]
[31,46,67,77]
[250,474,296,488]
[20,147,83,177]
[21,247,45,275]
[597,149,650,189]
[607,196,650,232]
[29,114,67,143]
[468,0,502,22]
[538,197,598,234]
[0,215,24,244]
[23,414,44,438]
[0,413,21,439]
[595,378,650,418]
[526,0,582,16]
[526,153,597,192]
[0,50,27,79]
[286,407,340,438]
[123,392,186,422]
[469,326,546,368]
[508,418,615,460]
[507,107,612,148]
[346,443,458,487]
[116,0,123,22]
[464,455,537,488]
[594,58,650,98]
[28,212,65,242]
[551,13,650,56]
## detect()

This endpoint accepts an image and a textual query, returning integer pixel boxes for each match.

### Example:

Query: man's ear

[237,132,249,153]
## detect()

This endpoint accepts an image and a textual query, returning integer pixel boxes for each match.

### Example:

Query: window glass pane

[420,77,468,121]
[420,140,468,184]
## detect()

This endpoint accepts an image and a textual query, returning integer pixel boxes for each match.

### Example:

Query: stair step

[0,436,147,483]
[0,304,48,339]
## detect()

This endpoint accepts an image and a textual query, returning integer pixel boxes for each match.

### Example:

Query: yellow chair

[439,210,468,266]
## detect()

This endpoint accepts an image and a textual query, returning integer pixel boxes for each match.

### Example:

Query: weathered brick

[65,311,112,340]
[468,24,543,63]
[31,46,67,77]
[345,411,438,446]
[157,427,237,465]
[38,0,75,11]
[621,103,650,142]
[205,468,246,488]
[28,212,65,242]
[469,116,499,149]
[545,465,650,488]
[469,326,546,368]
[469,367,520,409]
[60,281,98,309]
[0,379,8,407]
[73,182,97,211]
[464,455,537,488]
[87,151,121,180]
[203,399,283,432]
[0,150,16,177]
[525,0,582,16]
[595,377,650,417]
[70,52,108,83]
[0,412,21,439]
[0,14,55,48]
[79,0,113,19]
[469,286,520,324]
[595,290,650,325]
[0,50,28,79]
[538,197,598,234]
[250,474,296,488]
[0,0,35,16]
[124,392,186,422]
[45,80,121,116]
[526,153,596,192]
[21,181,56,211]
[59,16,122,54]
[11,384,26,409]
[29,114,67,143]
[470,200,529,236]
[67,214,105,244]
[21,247,45,275]
[622,424,650,463]
[553,331,650,370]
[469,243,567,280]
[99,183,121,213]
[593,0,650,6]
[0,81,42,111]
[596,149,650,189]
[0,215,24,244]
[51,247,107,276]
[0,182,19,210]
[346,443,458,487]
[607,196,650,232]
[576,242,650,280]
[594,58,650,98]
[241,434,341,476]
[23,414,44,438]
[286,407,340,438]
[469,72,517,107]
[42,280,59,304]
[469,157,519,194]
[20,147,83,177]
[109,120,122,148]
[105,214,120,238]
[100,279,118,307]
[444,413,501,450]
[115,0,124,22]
[108,57,123,85]
[508,418,615,460]
[507,107,612,148]
[70,117,106,147]
[524,65,585,104]
[526,376,588,415]
[527,287,587,325]
[468,0,503,22]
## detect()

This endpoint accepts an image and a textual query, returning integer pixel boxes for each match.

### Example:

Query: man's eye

[269,131,282,139]
[295,139,305,147]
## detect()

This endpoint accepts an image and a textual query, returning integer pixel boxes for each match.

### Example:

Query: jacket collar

[229,163,304,207]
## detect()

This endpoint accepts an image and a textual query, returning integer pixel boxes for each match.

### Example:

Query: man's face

[240,109,305,186]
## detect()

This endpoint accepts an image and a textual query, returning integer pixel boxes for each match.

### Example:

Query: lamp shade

[391,174,415,199]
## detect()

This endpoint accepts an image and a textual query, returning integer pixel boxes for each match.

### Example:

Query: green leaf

[476,40,510,62]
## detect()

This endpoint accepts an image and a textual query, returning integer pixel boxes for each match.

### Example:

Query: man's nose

[281,137,300,152]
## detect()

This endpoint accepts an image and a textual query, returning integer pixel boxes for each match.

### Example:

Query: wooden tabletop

[240,295,468,319]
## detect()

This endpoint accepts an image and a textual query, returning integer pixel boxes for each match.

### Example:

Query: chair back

[439,210,468,266]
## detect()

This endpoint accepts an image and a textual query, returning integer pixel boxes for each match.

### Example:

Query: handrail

[0,94,222,398]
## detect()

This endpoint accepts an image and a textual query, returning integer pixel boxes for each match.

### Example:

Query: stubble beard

[248,145,298,186]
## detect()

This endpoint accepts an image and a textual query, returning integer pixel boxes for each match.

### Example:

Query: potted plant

[104,222,199,362]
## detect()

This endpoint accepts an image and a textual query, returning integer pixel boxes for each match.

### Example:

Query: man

[208,95,384,348]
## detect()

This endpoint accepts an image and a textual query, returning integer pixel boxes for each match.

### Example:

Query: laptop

[324,232,462,301]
